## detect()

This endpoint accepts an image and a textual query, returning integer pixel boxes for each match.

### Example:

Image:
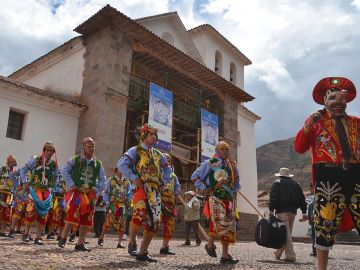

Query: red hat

[313,77,356,105]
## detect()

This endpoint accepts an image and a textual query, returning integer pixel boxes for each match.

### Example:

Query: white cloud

[0,0,171,75]
[352,0,360,9]
[252,56,300,100]
[198,0,360,103]
[0,0,170,40]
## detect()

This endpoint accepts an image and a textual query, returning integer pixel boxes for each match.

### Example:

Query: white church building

[0,5,260,238]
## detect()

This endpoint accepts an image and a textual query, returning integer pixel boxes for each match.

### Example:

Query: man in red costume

[294,77,360,270]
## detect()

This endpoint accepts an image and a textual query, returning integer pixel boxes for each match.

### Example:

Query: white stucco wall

[259,204,310,238]
[139,17,193,57]
[190,32,245,89]
[20,45,85,96]
[0,87,80,168]
[237,107,258,214]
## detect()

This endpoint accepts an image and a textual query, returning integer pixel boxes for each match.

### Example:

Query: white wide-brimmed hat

[274,167,294,177]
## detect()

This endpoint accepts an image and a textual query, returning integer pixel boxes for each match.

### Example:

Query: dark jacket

[269,176,307,215]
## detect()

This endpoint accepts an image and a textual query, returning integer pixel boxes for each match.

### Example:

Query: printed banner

[201,108,219,161]
[148,82,173,152]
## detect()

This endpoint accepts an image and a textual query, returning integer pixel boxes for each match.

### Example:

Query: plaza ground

[0,234,359,269]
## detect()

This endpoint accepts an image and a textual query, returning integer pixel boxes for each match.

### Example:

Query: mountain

[256,137,312,192]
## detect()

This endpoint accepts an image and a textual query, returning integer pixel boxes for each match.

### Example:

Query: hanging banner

[201,108,219,161]
[148,82,173,152]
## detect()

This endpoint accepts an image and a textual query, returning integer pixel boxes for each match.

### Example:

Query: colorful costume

[0,156,17,228]
[102,175,132,234]
[192,142,240,244]
[294,77,360,250]
[62,154,106,228]
[160,171,181,241]
[47,174,66,234]
[21,154,59,227]
[8,168,25,237]
[118,143,171,235]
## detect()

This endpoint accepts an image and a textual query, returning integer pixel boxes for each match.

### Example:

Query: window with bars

[6,109,25,140]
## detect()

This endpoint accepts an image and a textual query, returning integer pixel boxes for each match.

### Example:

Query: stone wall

[237,212,258,241]
[77,26,133,174]
[222,94,238,160]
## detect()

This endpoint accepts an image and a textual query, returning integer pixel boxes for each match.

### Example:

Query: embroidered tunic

[62,155,106,196]
[0,166,15,192]
[21,156,59,189]
[191,157,240,200]
[118,143,171,187]
[104,176,132,208]
[295,113,360,163]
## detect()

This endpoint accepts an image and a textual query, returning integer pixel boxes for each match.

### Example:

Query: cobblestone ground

[0,233,359,270]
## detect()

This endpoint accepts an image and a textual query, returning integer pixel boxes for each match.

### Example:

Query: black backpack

[255,216,286,249]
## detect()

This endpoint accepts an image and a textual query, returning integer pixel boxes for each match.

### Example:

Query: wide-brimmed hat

[274,167,294,177]
[312,77,356,105]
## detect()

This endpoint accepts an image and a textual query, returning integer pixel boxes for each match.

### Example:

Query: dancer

[159,153,181,255]
[118,123,171,262]
[98,168,132,248]
[58,137,106,251]
[191,141,240,264]
[47,173,67,240]
[0,155,17,236]
[20,142,59,244]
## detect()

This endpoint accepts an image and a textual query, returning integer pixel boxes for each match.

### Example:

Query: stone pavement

[0,234,359,270]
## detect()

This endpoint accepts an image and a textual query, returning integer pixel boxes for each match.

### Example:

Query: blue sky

[1,0,360,146]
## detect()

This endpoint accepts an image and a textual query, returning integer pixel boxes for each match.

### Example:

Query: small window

[230,62,236,84]
[215,51,222,75]
[6,109,25,140]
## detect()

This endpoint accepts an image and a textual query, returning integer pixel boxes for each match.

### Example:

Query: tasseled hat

[313,77,356,105]
[140,123,158,141]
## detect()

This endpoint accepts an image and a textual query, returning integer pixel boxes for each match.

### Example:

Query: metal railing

[173,99,199,127]
[129,78,149,104]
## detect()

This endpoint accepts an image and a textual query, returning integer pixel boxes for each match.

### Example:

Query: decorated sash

[64,189,96,216]
[144,184,161,230]
[29,186,52,217]
[134,146,163,229]
[207,195,236,235]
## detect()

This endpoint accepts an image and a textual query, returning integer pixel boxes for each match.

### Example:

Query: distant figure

[182,191,201,246]
[269,167,307,262]
[308,184,316,257]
